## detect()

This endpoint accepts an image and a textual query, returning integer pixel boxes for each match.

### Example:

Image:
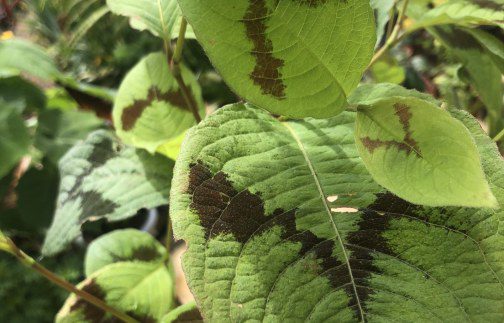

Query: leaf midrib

[281,121,365,322]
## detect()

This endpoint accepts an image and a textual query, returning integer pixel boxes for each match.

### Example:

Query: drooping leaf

[370,0,395,48]
[35,109,104,164]
[112,52,204,153]
[85,229,166,276]
[57,262,174,322]
[106,0,194,40]
[42,130,174,256]
[354,91,496,208]
[429,26,503,137]
[0,101,31,178]
[170,103,504,321]
[161,301,203,323]
[178,0,376,118]
[409,0,504,31]
[0,39,60,81]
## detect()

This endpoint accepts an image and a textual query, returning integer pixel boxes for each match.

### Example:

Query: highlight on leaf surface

[170,103,504,322]
[112,52,204,154]
[178,0,376,118]
[42,130,174,256]
[354,92,496,208]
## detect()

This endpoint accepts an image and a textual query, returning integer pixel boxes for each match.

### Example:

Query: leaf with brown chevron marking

[169,102,504,322]
[178,0,375,118]
[112,52,205,154]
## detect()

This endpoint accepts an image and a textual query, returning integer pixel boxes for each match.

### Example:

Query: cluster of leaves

[1,0,504,322]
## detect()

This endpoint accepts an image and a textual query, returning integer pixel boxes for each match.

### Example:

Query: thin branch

[368,0,410,69]
[3,238,139,323]
[493,128,504,143]
[169,17,202,123]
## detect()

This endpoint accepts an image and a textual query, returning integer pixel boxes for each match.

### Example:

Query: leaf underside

[170,103,504,322]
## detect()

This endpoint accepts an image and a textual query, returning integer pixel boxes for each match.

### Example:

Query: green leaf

[355,92,496,208]
[0,101,31,178]
[85,229,166,276]
[35,109,104,164]
[429,26,503,137]
[42,130,174,256]
[113,52,204,153]
[0,76,47,112]
[464,28,504,73]
[57,262,175,322]
[106,0,194,40]
[369,55,405,85]
[0,39,60,81]
[178,0,376,118]
[409,0,504,31]
[170,103,504,321]
[161,301,203,323]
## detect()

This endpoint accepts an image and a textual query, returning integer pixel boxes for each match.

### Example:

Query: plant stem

[493,128,504,143]
[3,238,139,323]
[368,0,410,69]
[168,18,202,123]
[165,216,173,254]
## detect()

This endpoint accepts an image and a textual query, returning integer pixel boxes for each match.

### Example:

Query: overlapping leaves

[170,103,504,322]
[178,0,376,118]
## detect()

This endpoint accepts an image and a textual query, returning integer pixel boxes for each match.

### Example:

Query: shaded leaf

[43,130,173,256]
[57,262,174,322]
[370,0,395,48]
[161,301,203,323]
[0,39,60,81]
[113,52,204,153]
[0,76,46,112]
[170,103,504,321]
[178,0,376,118]
[85,229,166,276]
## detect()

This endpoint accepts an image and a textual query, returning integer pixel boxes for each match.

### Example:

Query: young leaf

[106,0,194,40]
[170,103,504,321]
[42,130,173,256]
[113,52,204,153]
[355,95,496,208]
[56,262,174,322]
[178,0,376,118]
[161,301,203,323]
[85,229,166,276]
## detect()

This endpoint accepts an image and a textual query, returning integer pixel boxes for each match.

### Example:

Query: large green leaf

[57,262,174,322]
[0,101,31,178]
[170,103,504,322]
[85,229,167,276]
[106,0,194,40]
[113,52,204,154]
[178,0,376,118]
[354,91,496,208]
[42,130,174,256]
[0,39,60,81]
[429,26,503,137]
[409,0,504,30]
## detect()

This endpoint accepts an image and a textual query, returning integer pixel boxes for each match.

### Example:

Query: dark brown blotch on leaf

[79,190,119,221]
[361,103,422,157]
[70,280,108,322]
[121,86,197,131]
[434,27,483,51]
[472,0,503,10]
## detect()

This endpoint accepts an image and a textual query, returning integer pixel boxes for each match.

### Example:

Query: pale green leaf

[85,229,166,276]
[157,131,186,161]
[42,130,173,256]
[369,55,406,84]
[355,92,496,208]
[0,100,31,178]
[112,52,204,153]
[57,262,174,322]
[0,39,60,81]
[170,103,504,322]
[178,0,376,118]
[161,301,203,323]
[106,0,194,40]
[370,0,395,48]
[409,0,504,31]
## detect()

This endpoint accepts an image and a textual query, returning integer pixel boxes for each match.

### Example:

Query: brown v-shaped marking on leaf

[361,103,423,157]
